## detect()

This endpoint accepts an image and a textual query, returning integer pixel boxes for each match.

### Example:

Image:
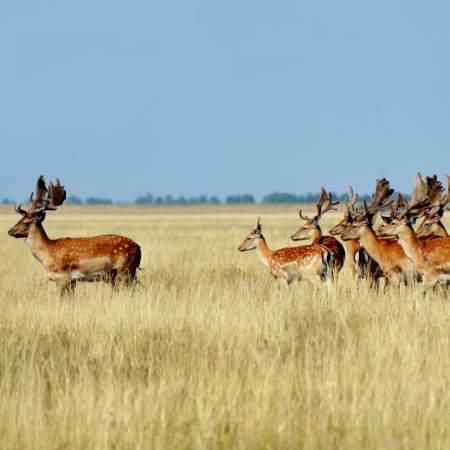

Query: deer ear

[255,217,262,232]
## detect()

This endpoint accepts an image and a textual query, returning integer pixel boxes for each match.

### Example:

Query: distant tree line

[261,192,372,204]
[2,192,376,206]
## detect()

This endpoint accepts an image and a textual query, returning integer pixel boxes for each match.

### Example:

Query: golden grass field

[1,205,450,449]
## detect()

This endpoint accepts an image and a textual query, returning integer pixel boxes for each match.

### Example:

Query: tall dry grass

[0,208,450,449]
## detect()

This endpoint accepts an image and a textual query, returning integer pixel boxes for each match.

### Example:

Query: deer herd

[239,173,450,293]
[6,174,450,296]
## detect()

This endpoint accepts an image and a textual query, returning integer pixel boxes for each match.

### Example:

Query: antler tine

[385,192,404,216]
[315,188,328,219]
[299,210,311,221]
[345,185,359,219]
[29,175,48,210]
[345,185,358,214]
[348,185,358,208]
[14,204,27,216]
[46,178,66,210]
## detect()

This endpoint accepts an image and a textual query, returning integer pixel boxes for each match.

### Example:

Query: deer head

[291,188,339,241]
[341,178,394,241]
[238,218,264,251]
[8,176,66,238]
[329,186,358,236]
[415,174,449,238]
[377,173,431,238]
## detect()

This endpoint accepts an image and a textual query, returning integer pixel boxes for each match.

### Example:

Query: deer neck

[310,226,322,241]
[254,236,273,269]
[436,221,449,237]
[25,222,51,265]
[345,239,360,254]
[394,225,423,263]
[357,226,385,264]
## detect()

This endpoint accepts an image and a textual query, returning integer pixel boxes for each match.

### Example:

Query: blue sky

[1,1,449,202]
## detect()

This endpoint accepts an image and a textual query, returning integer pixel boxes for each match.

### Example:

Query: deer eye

[247,237,252,240]
[303,227,307,230]
[425,223,430,227]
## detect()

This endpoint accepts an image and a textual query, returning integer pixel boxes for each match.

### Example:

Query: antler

[29,176,48,210]
[345,186,358,215]
[14,175,49,216]
[425,175,444,205]
[423,173,450,218]
[323,191,339,215]
[361,178,394,223]
[299,188,339,222]
[298,190,326,222]
[315,188,328,219]
[401,172,430,219]
[46,179,67,210]
[27,177,66,216]
[368,178,394,212]
[343,185,361,222]
[380,192,404,223]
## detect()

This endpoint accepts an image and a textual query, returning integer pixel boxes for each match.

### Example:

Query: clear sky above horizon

[1,1,449,202]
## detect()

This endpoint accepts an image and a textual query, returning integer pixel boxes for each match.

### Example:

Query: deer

[415,174,450,238]
[377,173,446,241]
[238,218,331,288]
[290,188,345,273]
[8,176,142,295]
[377,173,450,292]
[328,186,382,283]
[340,178,419,288]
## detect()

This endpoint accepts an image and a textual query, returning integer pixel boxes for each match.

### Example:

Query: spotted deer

[378,173,450,291]
[291,188,345,273]
[329,186,382,284]
[340,178,419,287]
[8,176,141,294]
[238,218,331,288]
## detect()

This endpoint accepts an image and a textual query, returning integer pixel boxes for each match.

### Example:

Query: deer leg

[420,275,439,295]
[59,279,76,297]
[303,272,326,290]
[111,268,139,289]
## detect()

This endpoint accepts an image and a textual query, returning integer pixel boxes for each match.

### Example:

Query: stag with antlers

[329,186,383,283]
[290,188,345,273]
[340,178,419,287]
[8,176,141,295]
[377,173,450,291]
[238,218,332,288]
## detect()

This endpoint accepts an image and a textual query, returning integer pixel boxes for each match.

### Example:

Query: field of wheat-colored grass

[1,206,450,449]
